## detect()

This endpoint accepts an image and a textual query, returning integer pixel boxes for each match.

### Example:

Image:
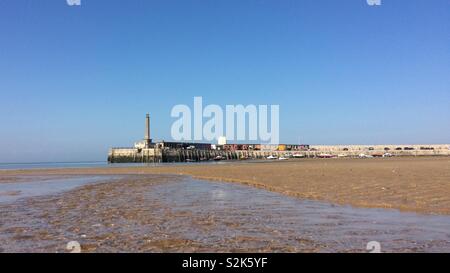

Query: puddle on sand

[148,178,450,252]
[0,176,114,203]
[0,175,450,252]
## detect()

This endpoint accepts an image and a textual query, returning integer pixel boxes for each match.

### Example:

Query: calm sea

[0,160,233,170]
[0,161,110,170]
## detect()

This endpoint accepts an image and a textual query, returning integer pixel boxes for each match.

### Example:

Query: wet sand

[0,176,116,203]
[1,175,450,253]
[1,157,449,214]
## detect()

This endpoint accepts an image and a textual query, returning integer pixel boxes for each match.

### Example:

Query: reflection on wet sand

[0,175,450,253]
[0,176,116,203]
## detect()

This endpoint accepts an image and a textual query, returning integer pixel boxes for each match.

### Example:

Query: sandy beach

[1,157,449,215]
[1,157,450,252]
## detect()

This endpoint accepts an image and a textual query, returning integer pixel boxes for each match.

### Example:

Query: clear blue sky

[0,0,449,163]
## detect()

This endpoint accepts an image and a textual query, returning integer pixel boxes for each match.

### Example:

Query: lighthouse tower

[144,113,152,148]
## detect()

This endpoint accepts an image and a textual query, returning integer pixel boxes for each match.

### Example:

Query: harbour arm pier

[108,115,450,163]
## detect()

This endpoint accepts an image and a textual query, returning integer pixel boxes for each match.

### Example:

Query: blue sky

[0,0,449,163]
